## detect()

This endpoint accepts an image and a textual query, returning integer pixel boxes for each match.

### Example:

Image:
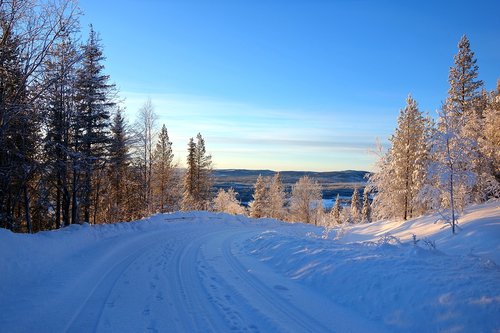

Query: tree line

[368,35,499,233]
[1,1,497,233]
[213,173,371,226]
[0,0,214,232]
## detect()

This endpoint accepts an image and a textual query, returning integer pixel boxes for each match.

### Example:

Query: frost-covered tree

[430,101,476,234]
[339,206,352,225]
[330,194,341,224]
[290,176,322,224]
[313,199,326,226]
[268,172,286,220]
[368,96,430,220]
[212,188,245,215]
[481,81,500,185]
[249,175,268,218]
[350,187,361,223]
[447,35,494,202]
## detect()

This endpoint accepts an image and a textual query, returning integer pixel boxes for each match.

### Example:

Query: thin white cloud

[120,91,382,171]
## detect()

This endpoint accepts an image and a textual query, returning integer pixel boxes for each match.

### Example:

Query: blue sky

[79,0,500,171]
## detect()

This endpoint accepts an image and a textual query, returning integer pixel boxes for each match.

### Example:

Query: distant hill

[213,169,370,204]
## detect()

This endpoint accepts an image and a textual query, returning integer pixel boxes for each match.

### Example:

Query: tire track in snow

[218,233,332,333]
[65,241,156,332]
[164,228,224,332]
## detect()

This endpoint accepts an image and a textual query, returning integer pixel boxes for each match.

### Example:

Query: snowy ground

[0,202,499,332]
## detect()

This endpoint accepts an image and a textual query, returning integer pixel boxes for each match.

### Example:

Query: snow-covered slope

[0,202,498,332]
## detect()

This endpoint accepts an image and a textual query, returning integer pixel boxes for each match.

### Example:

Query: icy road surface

[1,204,499,332]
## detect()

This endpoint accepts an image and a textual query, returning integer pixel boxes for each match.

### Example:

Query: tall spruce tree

[42,35,79,228]
[447,35,492,202]
[182,133,213,210]
[195,133,213,210]
[106,108,130,221]
[75,26,115,223]
[153,124,175,213]
[182,137,197,210]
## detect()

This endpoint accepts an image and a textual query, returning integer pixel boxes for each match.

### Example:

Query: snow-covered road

[1,204,499,332]
[0,214,381,333]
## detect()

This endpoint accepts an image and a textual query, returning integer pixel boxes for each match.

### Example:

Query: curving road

[2,215,382,333]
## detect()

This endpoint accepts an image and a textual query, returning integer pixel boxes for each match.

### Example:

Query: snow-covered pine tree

[75,26,115,224]
[368,96,430,221]
[350,187,361,223]
[391,95,429,219]
[153,124,176,213]
[361,188,371,223]
[212,188,245,215]
[447,35,492,202]
[268,172,286,220]
[249,175,268,218]
[330,194,341,224]
[290,176,322,224]
[448,35,483,118]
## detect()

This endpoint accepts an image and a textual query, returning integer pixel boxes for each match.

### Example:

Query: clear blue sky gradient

[79,0,500,171]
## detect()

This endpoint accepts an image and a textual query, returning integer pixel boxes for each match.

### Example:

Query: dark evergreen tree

[153,124,175,213]
[182,137,197,210]
[182,133,212,210]
[42,35,79,228]
[194,133,213,210]
[75,26,115,223]
[106,108,130,221]
[0,28,38,233]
